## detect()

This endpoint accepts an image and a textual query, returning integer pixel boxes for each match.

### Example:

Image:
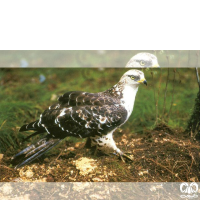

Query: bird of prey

[126,52,160,68]
[12,70,147,169]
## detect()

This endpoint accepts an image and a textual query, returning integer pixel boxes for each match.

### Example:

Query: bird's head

[125,52,160,68]
[120,70,147,86]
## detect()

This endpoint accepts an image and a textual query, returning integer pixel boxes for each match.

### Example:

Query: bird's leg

[114,149,133,162]
[88,134,133,162]
[118,153,125,163]
[121,153,134,162]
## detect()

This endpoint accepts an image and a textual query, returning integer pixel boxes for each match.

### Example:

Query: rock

[25,170,34,178]
[74,157,97,176]
[19,168,34,179]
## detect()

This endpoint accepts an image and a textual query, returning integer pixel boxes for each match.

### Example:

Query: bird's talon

[122,154,134,161]
[116,152,134,162]
[119,154,125,162]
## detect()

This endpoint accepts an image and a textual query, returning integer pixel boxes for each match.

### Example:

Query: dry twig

[144,158,183,182]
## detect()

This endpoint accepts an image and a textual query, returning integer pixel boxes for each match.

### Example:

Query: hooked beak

[137,78,147,86]
[152,63,160,68]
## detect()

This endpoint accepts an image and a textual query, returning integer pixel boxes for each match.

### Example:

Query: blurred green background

[0,50,200,68]
[0,67,199,153]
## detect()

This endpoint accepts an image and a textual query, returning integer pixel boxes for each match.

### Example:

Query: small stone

[74,157,97,176]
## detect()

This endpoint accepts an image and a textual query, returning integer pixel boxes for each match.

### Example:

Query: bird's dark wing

[39,103,127,138]
[57,91,119,106]
[20,91,123,137]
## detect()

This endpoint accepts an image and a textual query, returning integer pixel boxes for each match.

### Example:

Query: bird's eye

[130,76,135,80]
[140,61,145,66]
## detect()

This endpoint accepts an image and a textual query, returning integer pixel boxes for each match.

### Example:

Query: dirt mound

[0,126,200,182]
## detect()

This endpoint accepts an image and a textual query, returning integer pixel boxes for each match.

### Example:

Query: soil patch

[0,125,200,182]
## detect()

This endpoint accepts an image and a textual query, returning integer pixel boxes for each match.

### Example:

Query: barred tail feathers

[12,136,64,169]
